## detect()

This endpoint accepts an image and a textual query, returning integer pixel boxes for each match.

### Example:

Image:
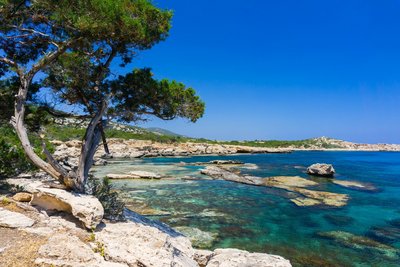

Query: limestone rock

[193,249,214,267]
[205,248,292,267]
[209,160,244,165]
[332,180,377,191]
[263,176,317,188]
[12,192,32,202]
[35,233,127,267]
[107,170,161,179]
[30,187,104,229]
[0,208,35,228]
[307,163,335,177]
[200,166,263,185]
[95,210,198,267]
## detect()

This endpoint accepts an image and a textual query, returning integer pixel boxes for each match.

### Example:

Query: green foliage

[0,77,42,125]
[45,125,87,142]
[109,68,205,123]
[89,177,125,221]
[0,127,36,177]
[0,125,55,178]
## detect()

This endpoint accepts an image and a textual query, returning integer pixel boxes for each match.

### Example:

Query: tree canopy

[0,0,205,192]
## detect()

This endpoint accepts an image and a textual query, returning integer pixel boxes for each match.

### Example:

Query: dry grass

[0,228,47,267]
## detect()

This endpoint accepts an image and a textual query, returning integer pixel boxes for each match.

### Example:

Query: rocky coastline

[0,176,292,267]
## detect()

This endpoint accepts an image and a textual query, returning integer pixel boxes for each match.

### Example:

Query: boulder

[306,163,335,177]
[30,187,104,229]
[0,208,35,228]
[12,192,32,202]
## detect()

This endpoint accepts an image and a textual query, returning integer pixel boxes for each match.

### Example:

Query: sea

[92,151,400,267]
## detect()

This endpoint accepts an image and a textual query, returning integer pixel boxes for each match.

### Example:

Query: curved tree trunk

[13,77,66,182]
[75,101,108,192]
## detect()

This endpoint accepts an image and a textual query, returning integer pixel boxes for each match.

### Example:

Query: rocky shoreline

[0,176,292,267]
[52,138,400,170]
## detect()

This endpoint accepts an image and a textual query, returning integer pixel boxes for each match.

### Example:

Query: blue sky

[118,0,400,143]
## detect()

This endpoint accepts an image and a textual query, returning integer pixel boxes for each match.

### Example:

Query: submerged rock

[0,208,35,228]
[332,180,377,191]
[263,176,348,207]
[290,197,321,207]
[367,225,400,244]
[107,170,161,179]
[175,226,218,248]
[307,163,335,177]
[208,160,244,165]
[294,188,348,207]
[317,231,399,260]
[200,167,348,207]
[263,176,318,188]
[200,166,263,185]
[323,214,354,226]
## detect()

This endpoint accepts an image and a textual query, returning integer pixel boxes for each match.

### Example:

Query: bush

[0,126,54,178]
[87,176,125,221]
[0,138,36,178]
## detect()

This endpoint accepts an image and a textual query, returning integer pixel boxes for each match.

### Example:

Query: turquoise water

[93,151,400,266]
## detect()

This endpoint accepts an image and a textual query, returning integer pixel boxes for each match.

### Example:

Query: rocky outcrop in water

[200,166,349,207]
[107,170,162,179]
[317,231,399,260]
[307,163,335,177]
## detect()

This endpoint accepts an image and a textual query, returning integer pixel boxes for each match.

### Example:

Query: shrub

[0,137,36,178]
[87,176,125,221]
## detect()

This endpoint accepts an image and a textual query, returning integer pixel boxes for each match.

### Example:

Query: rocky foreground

[0,176,292,267]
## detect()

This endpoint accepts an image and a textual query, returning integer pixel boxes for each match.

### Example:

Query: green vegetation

[89,177,125,221]
[1,0,204,192]
[0,126,55,178]
[211,139,342,149]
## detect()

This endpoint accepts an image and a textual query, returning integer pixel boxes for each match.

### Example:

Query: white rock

[0,208,35,228]
[307,163,335,177]
[30,187,104,229]
[35,233,127,267]
[206,248,292,267]
[95,210,198,267]
[107,171,161,179]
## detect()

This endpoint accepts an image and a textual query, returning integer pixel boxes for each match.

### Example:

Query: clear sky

[117,0,400,143]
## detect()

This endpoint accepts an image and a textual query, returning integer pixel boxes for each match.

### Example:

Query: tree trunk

[99,123,110,155]
[75,101,108,192]
[12,77,74,187]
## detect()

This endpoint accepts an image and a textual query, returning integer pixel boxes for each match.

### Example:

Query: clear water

[92,151,400,267]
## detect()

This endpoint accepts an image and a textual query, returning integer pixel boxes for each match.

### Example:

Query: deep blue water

[93,151,400,267]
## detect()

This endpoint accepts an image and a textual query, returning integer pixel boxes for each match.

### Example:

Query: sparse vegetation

[88,177,125,221]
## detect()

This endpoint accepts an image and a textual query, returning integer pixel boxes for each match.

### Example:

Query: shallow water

[92,151,400,267]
